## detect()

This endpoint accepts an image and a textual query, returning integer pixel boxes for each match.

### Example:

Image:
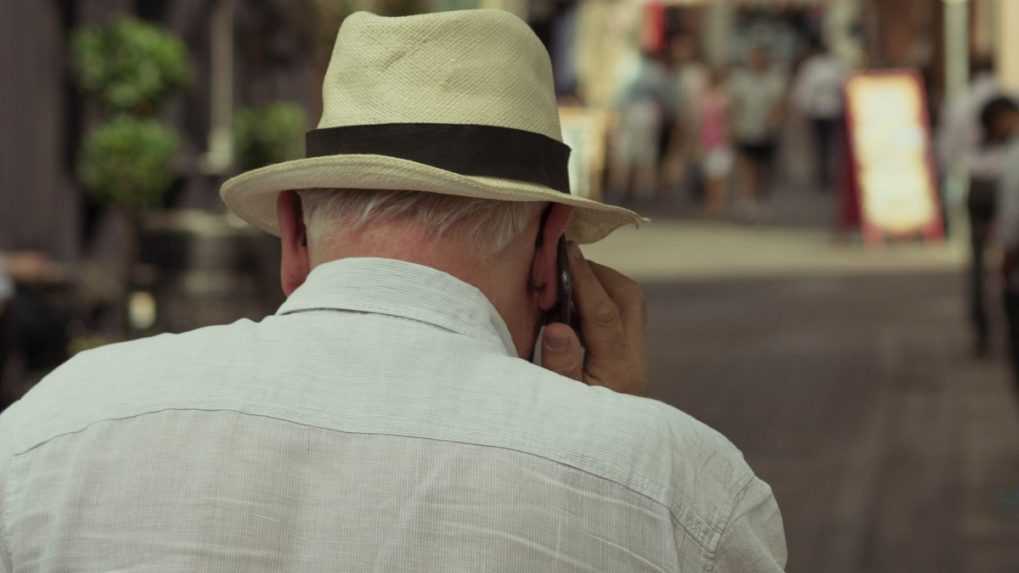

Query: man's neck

[309,225,538,357]
[312,226,482,286]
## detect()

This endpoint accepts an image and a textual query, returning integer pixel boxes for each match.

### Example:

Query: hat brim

[220,154,645,244]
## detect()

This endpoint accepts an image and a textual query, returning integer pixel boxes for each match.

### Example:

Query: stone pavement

[584,221,1019,572]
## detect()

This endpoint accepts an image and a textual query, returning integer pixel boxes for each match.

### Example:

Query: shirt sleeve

[712,477,788,573]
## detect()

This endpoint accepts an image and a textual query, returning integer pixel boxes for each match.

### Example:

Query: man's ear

[530,203,574,312]
[278,190,310,296]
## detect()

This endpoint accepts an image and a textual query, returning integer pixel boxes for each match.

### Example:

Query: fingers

[589,261,648,332]
[567,244,626,363]
[588,260,649,393]
[565,243,650,396]
[540,323,584,381]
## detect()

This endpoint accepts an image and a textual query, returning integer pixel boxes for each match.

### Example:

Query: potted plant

[71,17,192,334]
[233,102,308,171]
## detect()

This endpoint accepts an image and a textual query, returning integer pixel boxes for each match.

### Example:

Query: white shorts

[703,148,734,179]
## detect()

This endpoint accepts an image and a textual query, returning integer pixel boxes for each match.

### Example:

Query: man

[938,56,1000,184]
[939,58,1016,357]
[991,98,1019,386]
[608,49,676,204]
[0,11,786,572]
[729,45,786,209]
[792,39,847,190]
[968,96,1019,359]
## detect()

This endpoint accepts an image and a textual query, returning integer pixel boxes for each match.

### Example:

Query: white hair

[298,189,544,256]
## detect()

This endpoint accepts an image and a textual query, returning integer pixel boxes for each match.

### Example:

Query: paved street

[587,219,1019,572]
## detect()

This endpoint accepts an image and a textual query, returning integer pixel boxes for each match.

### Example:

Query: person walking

[967,96,1019,358]
[792,40,847,190]
[991,99,1019,384]
[699,67,734,215]
[662,35,708,199]
[729,46,786,211]
[608,50,676,204]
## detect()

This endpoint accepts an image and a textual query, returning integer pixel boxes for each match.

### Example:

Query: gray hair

[298,189,544,256]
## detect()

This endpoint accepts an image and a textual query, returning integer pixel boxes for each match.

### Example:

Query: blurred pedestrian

[792,39,847,190]
[729,46,786,210]
[966,96,1019,358]
[938,57,1001,188]
[608,50,676,204]
[663,35,708,198]
[991,100,1019,383]
[699,67,734,215]
[0,11,786,572]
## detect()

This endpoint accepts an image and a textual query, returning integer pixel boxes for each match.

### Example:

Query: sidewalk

[583,219,966,281]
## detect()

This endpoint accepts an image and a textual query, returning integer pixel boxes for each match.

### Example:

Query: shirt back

[0,259,785,572]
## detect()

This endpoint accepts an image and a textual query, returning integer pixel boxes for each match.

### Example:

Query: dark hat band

[305,123,572,194]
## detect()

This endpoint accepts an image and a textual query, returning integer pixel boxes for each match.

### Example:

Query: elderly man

[0,10,785,572]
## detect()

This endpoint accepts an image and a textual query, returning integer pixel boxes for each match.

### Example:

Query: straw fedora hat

[220,9,644,244]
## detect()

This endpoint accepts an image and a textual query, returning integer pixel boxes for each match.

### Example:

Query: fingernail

[543,330,569,351]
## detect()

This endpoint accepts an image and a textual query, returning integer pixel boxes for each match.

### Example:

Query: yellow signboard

[845,72,942,242]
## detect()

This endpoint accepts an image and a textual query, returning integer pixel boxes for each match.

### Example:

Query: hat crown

[319,10,562,142]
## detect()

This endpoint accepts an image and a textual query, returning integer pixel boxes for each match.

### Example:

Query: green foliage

[78,117,180,208]
[71,18,190,209]
[233,102,308,171]
[72,17,191,115]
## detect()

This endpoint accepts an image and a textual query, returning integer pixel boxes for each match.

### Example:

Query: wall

[0,2,78,260]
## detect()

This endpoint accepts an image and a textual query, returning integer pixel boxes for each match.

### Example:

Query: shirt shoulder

[0,318,263,456]
[0,315,760,555]
[482,356,760,552]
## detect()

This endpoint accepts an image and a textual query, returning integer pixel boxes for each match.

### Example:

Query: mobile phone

[547,238,581,337]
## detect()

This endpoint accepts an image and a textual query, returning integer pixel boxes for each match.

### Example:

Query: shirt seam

[0,458,19,568]
[698,473,757,570]
[11,406,726,553]
[277,307,514,356]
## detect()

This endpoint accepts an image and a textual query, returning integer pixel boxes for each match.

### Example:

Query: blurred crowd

[603,24,848,220]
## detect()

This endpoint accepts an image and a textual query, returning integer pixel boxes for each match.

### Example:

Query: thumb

[540,323,584,381]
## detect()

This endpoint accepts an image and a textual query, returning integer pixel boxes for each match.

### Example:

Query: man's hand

[541,243,649,396]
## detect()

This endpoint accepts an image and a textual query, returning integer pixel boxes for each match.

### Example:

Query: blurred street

[587,194,1019,573]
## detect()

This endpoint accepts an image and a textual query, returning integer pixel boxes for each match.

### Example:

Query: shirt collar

[277,258,518,357]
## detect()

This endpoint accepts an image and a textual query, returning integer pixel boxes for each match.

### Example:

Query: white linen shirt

[0,258,786,572]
